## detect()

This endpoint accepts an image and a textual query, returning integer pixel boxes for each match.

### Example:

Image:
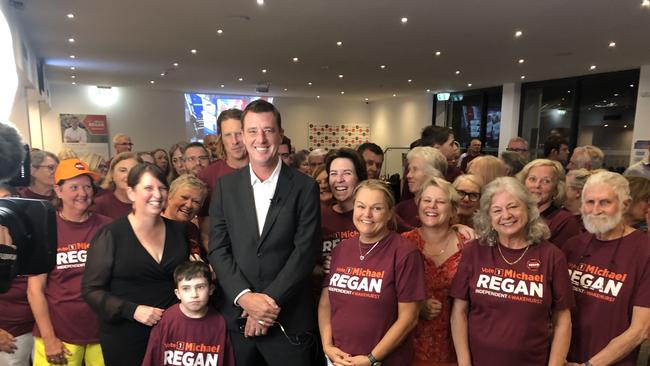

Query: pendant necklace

[497,242,530,265]
[359,240,381,261]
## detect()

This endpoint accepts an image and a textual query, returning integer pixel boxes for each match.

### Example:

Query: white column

[498,83,522,153]
[630,65,650,165]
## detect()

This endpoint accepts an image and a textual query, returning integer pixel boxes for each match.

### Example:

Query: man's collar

[249,158,282,185]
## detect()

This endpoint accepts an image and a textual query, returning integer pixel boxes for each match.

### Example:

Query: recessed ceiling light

[191,49,197,54]
[292,57,299,62]
[604,124,609,127]
[467,83,472,87]
[426,89,431,92]
[150,80,155,84]
[455,70,460,75]
[407,79,412,83]
[68,38,75,43]
[71,81,76,85]
[392,93,397,97]
[364,98,369,101]
[238,77,243,81]
[70,66,75,70]
[520,75,526,79]
[71,75,76,79]
[435,51,441,56]
[379,65,386,69]
[317,95,320,99]
[307,82,313,86]
[340,91,345,95]
[609,41,616,47]
[602,100,607,103]
[220,84,225,88]
[262,69,267,73]
[589,65,597,70]
[217,29,223,34]
[257,0,264,4]
[284,88,288,91]
[515,30,523,37]
[630,84,635,87]
[624,124,628,128]
[173,62,179,67]
[518,59,525,64]
[567,90,571,93]
[338,74,343,79]
[160,72,166,76]
[614,93,619,96]
[401,17,408,23]
[336,41,343,46]
[642,0,650,7]
[67,13,74,19]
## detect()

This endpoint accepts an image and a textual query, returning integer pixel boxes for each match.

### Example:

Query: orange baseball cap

[55,158,100,183]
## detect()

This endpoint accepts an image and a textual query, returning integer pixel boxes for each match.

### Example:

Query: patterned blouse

[401,229,467,364]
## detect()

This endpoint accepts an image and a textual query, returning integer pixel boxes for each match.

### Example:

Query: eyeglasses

[457,190,480,202]
[34,164,57,172]
[506,147,528,153]
[184,156,209,163]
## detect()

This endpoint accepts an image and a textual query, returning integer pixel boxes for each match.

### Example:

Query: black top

[82,215,188,365]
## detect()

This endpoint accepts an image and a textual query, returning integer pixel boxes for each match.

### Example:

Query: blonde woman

[92,152,142,219]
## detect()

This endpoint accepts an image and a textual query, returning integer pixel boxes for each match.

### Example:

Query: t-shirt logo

[163,342,221,366]
[567,262,627,302]
[527,259,541,271]
[57,242,90,270]
[329,266,385,300]
[476,267,545,304]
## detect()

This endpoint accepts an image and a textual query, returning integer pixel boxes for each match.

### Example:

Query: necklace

[359,240,381,261]
[423,230,452,257]
[58,210,90,223]
[497,242,530,265]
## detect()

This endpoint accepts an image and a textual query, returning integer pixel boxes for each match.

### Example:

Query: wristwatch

[367,353,382,366]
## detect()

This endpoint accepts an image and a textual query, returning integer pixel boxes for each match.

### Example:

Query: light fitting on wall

[88,85,118,107]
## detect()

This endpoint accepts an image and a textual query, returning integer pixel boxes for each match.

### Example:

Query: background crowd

[0,99,648,366]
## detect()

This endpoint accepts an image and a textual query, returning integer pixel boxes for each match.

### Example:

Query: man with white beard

[563,171,650,366]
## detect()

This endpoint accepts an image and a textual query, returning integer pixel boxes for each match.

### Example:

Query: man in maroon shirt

[198,109,249,245]
[563,171,650,366]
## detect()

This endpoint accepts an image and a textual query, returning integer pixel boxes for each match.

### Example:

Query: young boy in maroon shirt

[141,261,234,366]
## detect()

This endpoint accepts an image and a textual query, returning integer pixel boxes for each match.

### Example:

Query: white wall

[369,94,434,175]
[36,84,372,157]
[630,64,650,164]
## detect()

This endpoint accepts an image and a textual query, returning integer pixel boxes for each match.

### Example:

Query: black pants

[229,326,319,366]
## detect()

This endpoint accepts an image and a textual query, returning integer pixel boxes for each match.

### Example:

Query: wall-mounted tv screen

[183,93,273,141]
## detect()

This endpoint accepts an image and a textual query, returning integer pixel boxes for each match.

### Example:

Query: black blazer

[208,163,321,333]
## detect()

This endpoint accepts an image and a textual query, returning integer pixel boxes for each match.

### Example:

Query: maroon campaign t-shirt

[563,230,650,366]
[18,187,53,201]
[324,232,426,365]
[141,304,235,366]
[91,190,132,220]
[449,239,574,366]
[33,212,112,344]
[395,198,419,228]
[542,205,583,249]
[0,276,34,336]
[197,160,237,217]
[320,206,358,259]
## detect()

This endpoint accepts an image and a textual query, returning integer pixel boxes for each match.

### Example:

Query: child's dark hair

[173,261,211,287]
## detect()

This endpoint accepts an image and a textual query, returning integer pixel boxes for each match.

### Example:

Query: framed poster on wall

[60,114,110,159]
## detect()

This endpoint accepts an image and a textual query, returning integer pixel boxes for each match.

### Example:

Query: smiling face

[489,190,529,242]
[353,187,392,242]
[112,158,139,193]
[418,185,453,228]
[581,183,626,235]
[242,111,281,169]
[164,186,204,222]
[127,171,168,216]
[55,174,94,214]
[524,165,557,209]
[329,157,359,206]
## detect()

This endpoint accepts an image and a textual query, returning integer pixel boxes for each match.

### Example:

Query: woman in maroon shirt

[161,174,208,262]
[319,179,425,366]
[450,177,573,366]
[402,177,469,366]
[92,152,142,219]
[18,150,59,200]
[27,158,112,365]
[517,159,582,249]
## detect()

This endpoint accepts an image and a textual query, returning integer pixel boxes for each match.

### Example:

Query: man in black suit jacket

[209,100,321,366]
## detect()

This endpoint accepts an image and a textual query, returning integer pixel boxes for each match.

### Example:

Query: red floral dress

[401,229,467,365]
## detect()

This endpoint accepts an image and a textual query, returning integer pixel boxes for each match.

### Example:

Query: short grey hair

[582,171,631,205]
[516,158,566,206]
[112,133,131,144]
[508,136,529,149]
[573,145,604,170]
[407,146,448,177]
[309,148,328,159]
[473,177,550,246]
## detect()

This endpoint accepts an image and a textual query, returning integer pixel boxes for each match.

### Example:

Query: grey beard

[582,210,623,236]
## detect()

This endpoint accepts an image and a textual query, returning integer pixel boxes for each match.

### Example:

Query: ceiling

[11,0,650,100]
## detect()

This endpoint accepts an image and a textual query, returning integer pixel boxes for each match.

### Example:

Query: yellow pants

[33,337,104,366]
